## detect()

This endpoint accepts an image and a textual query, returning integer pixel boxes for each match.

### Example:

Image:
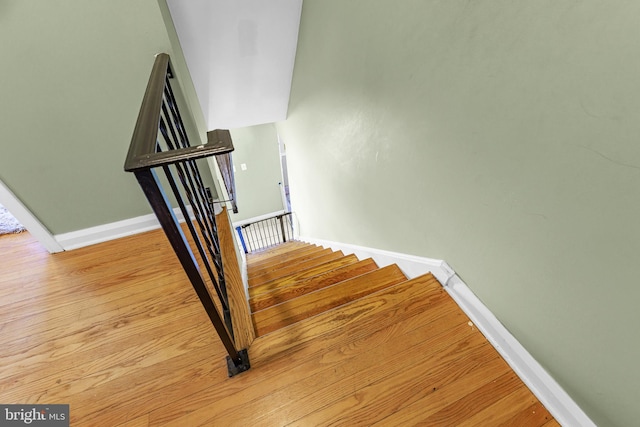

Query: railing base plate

[226,348,251,377]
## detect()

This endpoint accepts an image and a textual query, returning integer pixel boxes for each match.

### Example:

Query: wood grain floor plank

[249,275,445,364]
[150,277,454,425]
[0,233,177,306]
[490,390,555,427]
[158,294,474,426]
[0,306,210,393]
[0,266,183,325]
[373,355,514,426]
[418,371,523,425]
[116,414,149,427]
[286,341,504,426]
[223,323,482,427]
[0,283,200,378]
[65,345,229,426]
[1,272,194,340]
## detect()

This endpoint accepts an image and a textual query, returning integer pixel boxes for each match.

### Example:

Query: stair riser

[247,243,319,267]
[249,259,379,312]
[248,255,360,296]
[252,265,408,336]
[248,248,332,278]
[247,245,325,271]
[248,251,344,287]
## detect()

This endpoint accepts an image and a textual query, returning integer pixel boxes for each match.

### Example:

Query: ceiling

[166,0,303,130]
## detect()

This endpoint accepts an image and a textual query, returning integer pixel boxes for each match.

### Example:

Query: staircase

[241,241,560,425]
[248,241,431,337]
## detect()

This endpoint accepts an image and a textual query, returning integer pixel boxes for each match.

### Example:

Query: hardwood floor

[0,231,559,426]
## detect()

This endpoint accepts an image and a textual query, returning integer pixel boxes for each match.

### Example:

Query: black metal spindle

[164,140,224,282]
[164,77,190,150]
[157,122,225,296]
[160,86,225,277]
[234,212,295,254]
[133,169,248,374]
[162,163,230,316]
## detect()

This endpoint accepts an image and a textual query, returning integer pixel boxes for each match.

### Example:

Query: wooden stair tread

[249,258,379,312]
[154,272,500,425]
[248,254,360,297]
[252,264,408,336]
[246,242,314,265]
[248,249,341,286]
[248,247,331,278]
[207,282,481,426]
[247,244,324,270]
[249,273,443,363]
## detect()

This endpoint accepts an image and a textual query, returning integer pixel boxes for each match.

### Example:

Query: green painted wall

[0,0,206,234]
[276,1,640,426]
[229,124,284,222]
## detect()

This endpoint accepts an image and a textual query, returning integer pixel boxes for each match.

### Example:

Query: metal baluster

[158,120,227,306]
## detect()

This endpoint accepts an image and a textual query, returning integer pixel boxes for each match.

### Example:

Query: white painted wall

[166,0,302,129]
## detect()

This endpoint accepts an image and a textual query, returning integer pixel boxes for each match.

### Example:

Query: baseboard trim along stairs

[295,236,596,427]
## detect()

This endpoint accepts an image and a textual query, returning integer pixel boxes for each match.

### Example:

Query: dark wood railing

[124,53,250,376]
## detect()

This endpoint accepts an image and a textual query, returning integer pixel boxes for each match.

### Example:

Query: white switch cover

[241,163,247,171]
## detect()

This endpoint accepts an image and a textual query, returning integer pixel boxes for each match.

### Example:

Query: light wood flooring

[0,230,559,426]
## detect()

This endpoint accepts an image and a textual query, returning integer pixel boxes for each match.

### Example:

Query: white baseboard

[298,236,595,427]
[445,274,596,427]
[54,207,192,251]
[298,235,451,283]
[54,213,161,251]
